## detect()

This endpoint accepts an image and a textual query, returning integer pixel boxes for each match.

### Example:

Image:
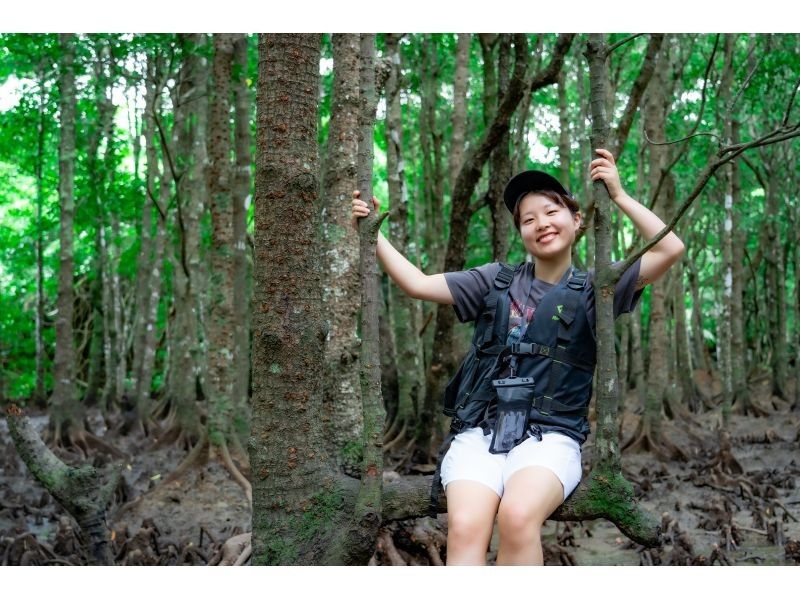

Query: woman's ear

[573,211,582,231]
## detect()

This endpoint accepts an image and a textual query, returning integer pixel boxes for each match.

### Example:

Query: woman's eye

[547,211,557,215]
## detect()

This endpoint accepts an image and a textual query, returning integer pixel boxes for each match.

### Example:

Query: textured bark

[231,34,252,441]
[488,34,513,262]
[7,406,120,565]
[207,33,237,448]
[348,32,385,564]
[320,33,364,473]
[383,33,425,455]
[251,33,336,565]
[49,33,81,443]
[574,34,660,547]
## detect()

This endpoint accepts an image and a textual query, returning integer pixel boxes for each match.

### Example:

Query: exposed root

[708,430,744,475]
[621,418,688,461]
[731,393,773,417]
[383,420,408,453]
[217,440,252,506]
[46,419,125,460]
[375,529,407,565]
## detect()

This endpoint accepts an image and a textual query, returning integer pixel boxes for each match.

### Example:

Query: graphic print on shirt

[507,296,536,344]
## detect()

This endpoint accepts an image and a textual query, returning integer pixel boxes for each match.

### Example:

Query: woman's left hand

[590,148,623,200]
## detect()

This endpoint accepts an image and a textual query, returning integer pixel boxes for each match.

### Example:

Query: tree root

[383,420,408,453]
[621,418,689,461]
[46,418,125,460]
[375,528,407,565]
[731,394,773,417]
[208,532,251,565]
[158,432,252,506]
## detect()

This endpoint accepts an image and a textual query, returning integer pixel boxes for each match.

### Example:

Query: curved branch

[606,33,647,56]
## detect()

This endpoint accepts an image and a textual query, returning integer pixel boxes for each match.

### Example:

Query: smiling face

[516,192,582,260]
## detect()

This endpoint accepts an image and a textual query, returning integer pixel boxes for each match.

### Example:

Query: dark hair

[512,189,585,234]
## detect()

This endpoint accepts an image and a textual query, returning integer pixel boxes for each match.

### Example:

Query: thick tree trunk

[49,33,82,445]
[251,32,337,565]
[320,33,364,473]
[383,33,425,456]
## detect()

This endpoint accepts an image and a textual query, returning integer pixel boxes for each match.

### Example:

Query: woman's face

[518,192,581,260]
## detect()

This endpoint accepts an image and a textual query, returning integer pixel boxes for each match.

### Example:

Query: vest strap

[532,395,589,417]
[510,342,594,371]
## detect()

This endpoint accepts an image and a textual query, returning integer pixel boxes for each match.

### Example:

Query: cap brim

[503,170,572,214]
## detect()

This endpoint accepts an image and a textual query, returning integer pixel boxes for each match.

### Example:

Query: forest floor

[1,369,799,565]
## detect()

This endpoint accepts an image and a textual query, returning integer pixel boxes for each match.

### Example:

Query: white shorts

[440,426,582,501]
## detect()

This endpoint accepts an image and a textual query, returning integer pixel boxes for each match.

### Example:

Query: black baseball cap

[503,170,574,214]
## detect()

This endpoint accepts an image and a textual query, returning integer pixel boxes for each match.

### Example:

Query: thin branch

[728,36,761,115]
[644,130,722,146]
[606,33,646,56]
[782,75,800,127]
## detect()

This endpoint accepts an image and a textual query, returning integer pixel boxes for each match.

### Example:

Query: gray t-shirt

[444,258,643,330]
[443,258,644,443]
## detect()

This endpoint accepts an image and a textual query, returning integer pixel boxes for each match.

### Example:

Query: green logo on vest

[552,304,563,321]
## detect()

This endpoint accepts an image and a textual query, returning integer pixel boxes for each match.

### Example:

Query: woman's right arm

[352,192,454,305]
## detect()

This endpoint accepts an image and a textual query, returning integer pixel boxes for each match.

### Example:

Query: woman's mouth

[537,231,558,244]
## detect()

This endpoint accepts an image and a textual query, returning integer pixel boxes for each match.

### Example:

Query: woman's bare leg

[495,466,564,565]
[444,480,502,565]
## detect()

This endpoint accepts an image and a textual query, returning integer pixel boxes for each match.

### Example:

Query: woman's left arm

[590,148,685,290]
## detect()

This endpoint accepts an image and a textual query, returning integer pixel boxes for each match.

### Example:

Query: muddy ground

[1,370,799,565]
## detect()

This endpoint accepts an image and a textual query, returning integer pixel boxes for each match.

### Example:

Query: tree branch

[606,33,647,56]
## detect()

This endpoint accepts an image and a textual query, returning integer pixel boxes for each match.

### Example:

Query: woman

[351,148,684,565]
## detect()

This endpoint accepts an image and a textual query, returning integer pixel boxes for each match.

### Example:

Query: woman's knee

[447,507,494,543]
[497,497,547,540]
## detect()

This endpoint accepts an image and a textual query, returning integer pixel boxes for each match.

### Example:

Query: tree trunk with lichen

[343,32,386,563]
[320,33,364,474]
[7,406,120,564]
[251,32,342,565]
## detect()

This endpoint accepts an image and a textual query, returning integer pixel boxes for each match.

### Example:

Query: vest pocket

[443,348,479,417]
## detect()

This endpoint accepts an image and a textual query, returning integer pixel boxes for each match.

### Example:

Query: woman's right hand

[351,190,380,231]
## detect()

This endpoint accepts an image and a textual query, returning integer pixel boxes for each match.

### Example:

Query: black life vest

[429,262,595,512]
